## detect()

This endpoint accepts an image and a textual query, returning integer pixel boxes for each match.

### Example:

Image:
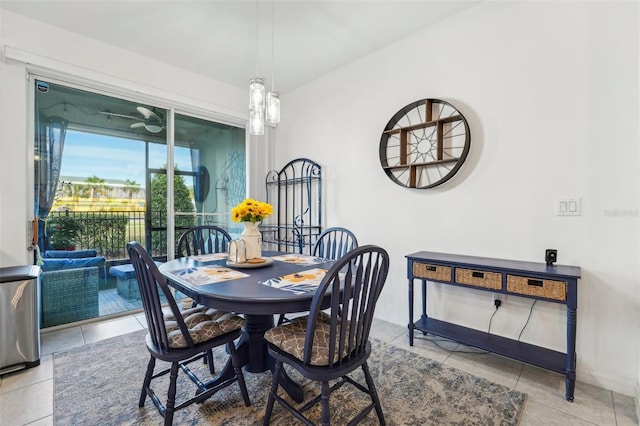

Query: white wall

[1,0,638,399]
[0,10,274,267]
[277,1,639,396]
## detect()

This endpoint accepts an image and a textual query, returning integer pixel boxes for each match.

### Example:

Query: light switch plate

[556,197,582,216]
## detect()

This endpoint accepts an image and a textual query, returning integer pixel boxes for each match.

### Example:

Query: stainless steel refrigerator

[0,265,41,375]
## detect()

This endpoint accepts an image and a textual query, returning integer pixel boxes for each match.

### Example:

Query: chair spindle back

[127,241,194,354]
[176,226,232,258]
[304,245,389,367]
[312,227,358,260]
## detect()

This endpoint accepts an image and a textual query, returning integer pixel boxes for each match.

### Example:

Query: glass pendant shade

[249,108,265,135]
[266,91,280,124]
[249,78,266,111]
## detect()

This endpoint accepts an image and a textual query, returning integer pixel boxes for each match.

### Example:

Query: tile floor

[0,314,637,426]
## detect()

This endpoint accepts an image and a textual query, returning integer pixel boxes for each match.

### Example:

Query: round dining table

[158,251,335,402]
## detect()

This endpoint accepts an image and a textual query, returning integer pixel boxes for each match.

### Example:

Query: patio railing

[46,210,166,261]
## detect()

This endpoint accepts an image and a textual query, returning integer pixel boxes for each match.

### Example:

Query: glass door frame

[28,71,257,326]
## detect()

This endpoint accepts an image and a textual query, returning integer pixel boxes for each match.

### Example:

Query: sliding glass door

[33,78,246,326]
[174,113,246,237]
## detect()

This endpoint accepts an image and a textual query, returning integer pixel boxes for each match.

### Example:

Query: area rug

[53,330,526,425]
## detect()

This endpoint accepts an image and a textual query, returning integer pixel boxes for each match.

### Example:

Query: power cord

[487,299,501,334]
[517,300,537,341]
[410,298,537,355]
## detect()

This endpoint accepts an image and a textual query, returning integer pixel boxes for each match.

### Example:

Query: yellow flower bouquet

[231,198,273,223]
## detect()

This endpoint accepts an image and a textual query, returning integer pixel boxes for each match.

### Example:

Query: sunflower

[231,198,274,223]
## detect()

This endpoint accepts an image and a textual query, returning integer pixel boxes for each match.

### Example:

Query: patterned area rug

[53,330,526,425]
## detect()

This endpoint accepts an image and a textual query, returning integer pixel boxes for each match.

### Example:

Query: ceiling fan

[99,106,165,133]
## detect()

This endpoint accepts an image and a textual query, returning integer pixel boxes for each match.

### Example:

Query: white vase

[241,221,262,259]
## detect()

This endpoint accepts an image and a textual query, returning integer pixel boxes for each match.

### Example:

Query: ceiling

[2,0,480,94]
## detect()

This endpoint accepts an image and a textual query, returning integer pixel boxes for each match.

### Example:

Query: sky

[61,130,193,187]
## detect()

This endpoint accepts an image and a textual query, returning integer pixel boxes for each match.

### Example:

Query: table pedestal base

[203,314,304,403]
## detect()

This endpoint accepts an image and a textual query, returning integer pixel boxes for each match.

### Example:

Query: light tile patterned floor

[0,315,637,426]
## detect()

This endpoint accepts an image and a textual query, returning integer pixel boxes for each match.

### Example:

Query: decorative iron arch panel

[263,158,322,254]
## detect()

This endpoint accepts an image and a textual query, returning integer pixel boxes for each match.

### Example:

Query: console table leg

[565,374,576,401]
[566,307,577,401]
[408,279,414,346]
[420,280,429,335]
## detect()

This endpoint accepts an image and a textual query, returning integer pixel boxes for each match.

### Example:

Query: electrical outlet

[492,293,504,305]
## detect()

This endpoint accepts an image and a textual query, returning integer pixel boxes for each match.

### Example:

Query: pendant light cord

[255,0,259,77]
[271,0,275,92]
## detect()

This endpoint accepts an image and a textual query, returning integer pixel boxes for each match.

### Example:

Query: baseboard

[636,383,639,423]
[577,367,637,397]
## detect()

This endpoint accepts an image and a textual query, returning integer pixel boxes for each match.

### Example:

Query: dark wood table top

[159,251,335,315]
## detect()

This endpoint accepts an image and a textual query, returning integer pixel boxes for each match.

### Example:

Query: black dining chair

[263,245,389,425]
[176,225,234,373]
[312,226,358,260]
[277,226,359,326]
[176,225,232,258]
[127,241,250,426]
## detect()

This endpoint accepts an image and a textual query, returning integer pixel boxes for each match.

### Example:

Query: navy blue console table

[406,251,581,401]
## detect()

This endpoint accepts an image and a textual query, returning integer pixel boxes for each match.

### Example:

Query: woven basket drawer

[506,275,566,301]
[454,268,502,290]
[413,262,451,282]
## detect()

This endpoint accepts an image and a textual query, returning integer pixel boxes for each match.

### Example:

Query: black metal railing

[45,210,165,260]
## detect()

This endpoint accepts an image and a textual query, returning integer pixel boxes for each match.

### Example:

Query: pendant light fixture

[249,0,279,135]
[265,91,280,124]
[249,105,265,135]
[249,77,265,113]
